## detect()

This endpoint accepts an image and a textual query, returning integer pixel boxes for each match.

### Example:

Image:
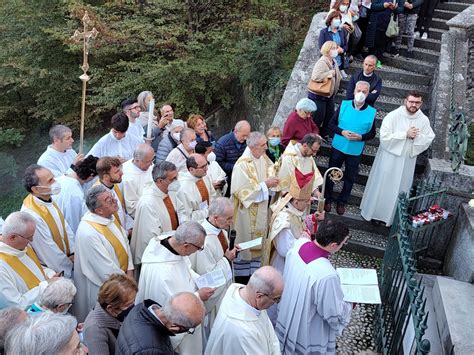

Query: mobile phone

[58,271,64,277]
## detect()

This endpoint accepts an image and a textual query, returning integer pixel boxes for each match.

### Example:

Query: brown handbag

[307,78,332,97]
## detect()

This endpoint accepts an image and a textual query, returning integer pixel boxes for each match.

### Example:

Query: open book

[336,268,381,304]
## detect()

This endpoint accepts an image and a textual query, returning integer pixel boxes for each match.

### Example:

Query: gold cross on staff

[71,11,99,155]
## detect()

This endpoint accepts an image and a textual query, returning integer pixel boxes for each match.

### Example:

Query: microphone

[229,229,237,250]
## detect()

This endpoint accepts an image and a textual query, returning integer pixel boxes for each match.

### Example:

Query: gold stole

[23,194,70,255]
[86,221,128,272]
[163,196,179,230]
[95,181,125,228]
[195,179,210,204]
[0,247,47,290]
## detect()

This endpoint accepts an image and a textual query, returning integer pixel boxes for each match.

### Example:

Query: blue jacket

[214,131,247,176]
[365,0,404,48]
[345,70,383,106]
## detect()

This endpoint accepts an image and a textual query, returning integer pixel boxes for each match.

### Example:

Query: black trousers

[310,95,335,138]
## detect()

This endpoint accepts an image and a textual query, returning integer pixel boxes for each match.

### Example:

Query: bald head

[234,120,251,143]
[133,144,155,171]
[186,153,208,178]
[162,292,205,331]
[248,266,284,296]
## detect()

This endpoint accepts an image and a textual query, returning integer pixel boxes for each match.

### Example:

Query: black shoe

[406,51,415,58]
[336,203,346,215]
[324,201,332,213]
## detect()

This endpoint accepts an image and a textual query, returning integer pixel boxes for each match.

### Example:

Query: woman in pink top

[281,98,319,146]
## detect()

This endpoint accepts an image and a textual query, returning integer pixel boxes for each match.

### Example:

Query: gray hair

[0,308,27,349]
[133,143,154,161]
[40,278,77,310]
[4,313,77,355]
[152,161,177,181]
[295,98,317,112]
[162,292,204,328]
[173,221,206,245]
[180,128,195,142]
[85,185,109,212]
[137,91,153,111]
[247,266,283,296]
[246,131,265,148]
[364,54,377,63]
[234,120,251,132]
[355,80,370,91]
[208,197,233,217]
[2,211,36,239]
[49,125,71,143]
[300,133,322,146]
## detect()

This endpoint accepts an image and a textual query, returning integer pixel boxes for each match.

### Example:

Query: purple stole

[298,241,330,264]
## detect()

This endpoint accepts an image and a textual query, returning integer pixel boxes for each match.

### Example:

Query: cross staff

[71,11,98,154]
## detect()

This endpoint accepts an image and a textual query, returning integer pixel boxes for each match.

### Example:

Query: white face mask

[330,49,339,58]
[168,181,181,192]
[172,132,181,141]
[50,182,62,195]
[339,5,348,12]
[354,92,367,104]
[188,140,197,150]
[207,152,216,163]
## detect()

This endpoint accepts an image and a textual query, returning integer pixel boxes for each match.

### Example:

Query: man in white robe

[0,212,58,309]
[73,185,134,322]
[96,157,134,233]
[21,165,75,278]
[276,220,352,355]
[205,266,283,355]
[87,112,144,160]
[195,141,228,197]
[54,155,98,233]
[121,98,145,140]
[37,125,80,177]
[231,131,279,279]
[122,144,154,218]
[136,221,216,354]
[176,154,216,224]
[361,93,435,226]
[166,128,197,174]
[131,161,179,266]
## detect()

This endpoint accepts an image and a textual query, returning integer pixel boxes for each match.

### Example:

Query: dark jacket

[196,130,215,144]
[115,300,175,355]
[328,101,377,142]
[345,70,383,107]
[266,143,285,163]
[365,0,404,48]
[318,27,348,53]
[214,131,247,177]
[84,302,122,355]
[403,0,424,15]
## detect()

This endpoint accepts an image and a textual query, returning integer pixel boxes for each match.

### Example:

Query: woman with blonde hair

[187,114,215,144]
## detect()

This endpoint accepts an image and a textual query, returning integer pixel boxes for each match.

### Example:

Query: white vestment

[0,242,55,310]
[176,172,216,224]
[165,144,190,174]
[360,106,435,226]
[205,283,281,355]
[21,197,75,278]
[122,159,153,218]
[87,131,144,160]
[207,161,227,197]
[54,175,87,233]
[130,183,177,265]
[37,145,77,177]
[73,212,133,322]
[128,120,145,140]
[136,236,203,355]
[276,239,352,355]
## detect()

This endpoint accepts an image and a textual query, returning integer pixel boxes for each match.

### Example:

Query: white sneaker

[421,32,428,39]
[414,31,420,38]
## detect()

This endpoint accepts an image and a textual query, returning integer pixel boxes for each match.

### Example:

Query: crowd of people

[0,2,438,355]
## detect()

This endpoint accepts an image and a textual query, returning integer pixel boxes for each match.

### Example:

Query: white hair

[137,91,153,111]
[2,211,35,239]
[0,308,27,349]
[133,143,154,161]
[173,221,206,245]
[234,120,251,132]
[4,313,77,355]
[295,98,317,112]
[246,131,265,148]
[355,80,370,90]
[208,197,233,217]
[40,278,77,310]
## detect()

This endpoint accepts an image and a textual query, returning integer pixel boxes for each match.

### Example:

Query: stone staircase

[317,0,474,258]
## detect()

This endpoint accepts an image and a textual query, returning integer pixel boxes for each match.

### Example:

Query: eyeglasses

[102,195,117,206]
[187,242,204,251]
[259,292,281,304]
[127,105,140,111]
[174,324,196,334]
[14,233,34,242]
[407,100,422,105]
[196,164,208,170]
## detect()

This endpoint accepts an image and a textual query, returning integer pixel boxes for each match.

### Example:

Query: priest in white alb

[0,212,58,309]
[37,125,80,177]
[195,141,228,197]
[131,161,179,267]
[73,185,134,322]
[276,220,352,355]
[205,266,283,355]
[231,131,279,279]
[121,144,154,218]
[176,154,216,224]
[361,92,435,226]
[136,221,216,355]
[21,165,75,278]
[87,112,144,161]
[54,155,98,233]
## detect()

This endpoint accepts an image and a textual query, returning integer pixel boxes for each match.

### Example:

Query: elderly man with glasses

[136,221,216,355]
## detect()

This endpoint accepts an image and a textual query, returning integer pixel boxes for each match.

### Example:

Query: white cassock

[205,283,281,355]
[130,183,178,265]
[277,141,323,194]
[54,175,87,233]
[21,196,75,278]
[176,172,216,224]
[165,144,190,174]
[136,235,203,355]
[87,131,144,160]
[128,120,145,140]
[276,239,352,355]
[0,242,55,309]
[73,211,133,322]
[37,145,77,177]
[207,161,227,197]
[122,159,153,218]
[360,106,435,226]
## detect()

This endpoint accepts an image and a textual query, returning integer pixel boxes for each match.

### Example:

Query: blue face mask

[268,137,281,147]
[331,19,341,28]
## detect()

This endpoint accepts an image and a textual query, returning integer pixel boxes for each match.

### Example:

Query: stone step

[336,92,403,112]
[340,78,429,100]
[430,17,450,31]
[395,45,440,64]
[329,178,366,206]
[381,55,435,76]
[401,35,442,52]
[433,8,459,20]
[438,1,472,12]
[452,0,474,4]
[425,28,445,41]
[318,143,378,171]
[344,228,387,258]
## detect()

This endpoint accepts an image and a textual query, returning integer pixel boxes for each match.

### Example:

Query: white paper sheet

[337,268,378,285]
[341,284,381,304]
[195,269,226,289]
[238,237,262,251]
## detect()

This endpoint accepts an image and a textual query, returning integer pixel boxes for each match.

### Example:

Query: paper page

[337,268,378,286]
[195,269,226,289]
[341,284,381,304]
[238,237,263,251]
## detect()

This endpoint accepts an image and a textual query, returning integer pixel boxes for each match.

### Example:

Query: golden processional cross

[71,12,99,154]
